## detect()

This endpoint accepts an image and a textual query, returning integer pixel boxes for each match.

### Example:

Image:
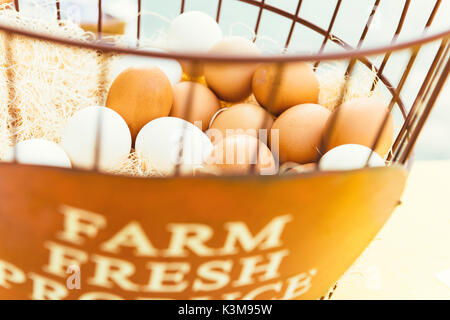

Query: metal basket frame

[1,0,449,174]
[0,0,448,301]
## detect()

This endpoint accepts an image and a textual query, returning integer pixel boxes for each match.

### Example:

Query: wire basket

[0,0,448,300]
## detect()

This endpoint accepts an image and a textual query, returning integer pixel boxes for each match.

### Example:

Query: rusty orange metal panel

[0,163,407,300]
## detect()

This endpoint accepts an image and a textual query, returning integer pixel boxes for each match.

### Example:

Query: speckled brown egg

[170,81,221,131]
[323,97,394,156]
[252,62,319,115]
[204,36,261,102]
[271,103,331,164]
[106,67,173,141]
[206,134,277,175]
[209,103,274,143]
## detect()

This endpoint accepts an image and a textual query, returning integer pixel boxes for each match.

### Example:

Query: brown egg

[272,104,331,164]
[323,97,394,156]
[170,81,221,131]
[180,60,204,78]
[207,134,277,175]
[209,103,274,143]
[205,36,261,102]
[252,62,319,115]
[106,67,173,140]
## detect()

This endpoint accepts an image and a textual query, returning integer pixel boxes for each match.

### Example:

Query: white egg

[135,117,213,175]
[62,106,132,171]
[319,144,385,171]
[110,48,182,85]
[13,139,72,168]
[167,11,223,52]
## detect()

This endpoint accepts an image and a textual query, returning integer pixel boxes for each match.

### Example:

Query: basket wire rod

[425,0,442,29]
[388,49,442,161]
[13,0,19,11]
[93,52,110,172]
[413,42,450,125]
[314,0,342,68]
[55,1,61,20]
[343,58,357,79]
[321,57,358,153]
[3,32,18,162]
[388,0,444,160]
[254,0,265,40]
[174,61,201,176]
[396,41,450,163]
[392,37,448,161]
[284,0,303,48]
[216,0,223,23]
[372,0,411,90]
[250,62,285,174]
[399,45,450,164]
[356,0,381,48]
[357,57,407,118]
[387,47,420,115]
[373,0,440,91]
[370,0,437,117]
[241,0,354,51]
[137,0,142,45]
[97,0,103,39]
[337,58,358,107]
[180,0,185,14]
[365,45,420,166]
[344,0,381,76]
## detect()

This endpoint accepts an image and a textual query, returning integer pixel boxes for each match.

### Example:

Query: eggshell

[323,97,394,156]
[319,144,385,171]
[14,139,71,168]
[135,117,213,175]
[209,103,274,143]
[110,48,182,85]
[206,134,277,175]
[170,81,221,131]
[204,36,260,102]
[271,104,330,164]
[252,62,319,115]
[167,11,222,53]
[167,11,222,77]
[62,106,132,170]
[106,67,173,141]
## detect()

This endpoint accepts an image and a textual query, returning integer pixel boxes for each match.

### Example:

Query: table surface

[332,160,450,299]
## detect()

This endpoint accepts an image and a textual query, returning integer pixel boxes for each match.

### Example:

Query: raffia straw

[316,62,383,111]
[0,3,115,159]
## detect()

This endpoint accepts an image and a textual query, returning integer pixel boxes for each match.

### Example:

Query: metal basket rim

[0,161,409,182]
[0,21,448,62]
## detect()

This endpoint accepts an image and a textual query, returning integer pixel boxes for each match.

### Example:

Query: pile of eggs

[7,11,394,176]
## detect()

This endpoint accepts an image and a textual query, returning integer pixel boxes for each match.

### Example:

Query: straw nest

[0,3,105,157]
[0,3,384,177]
